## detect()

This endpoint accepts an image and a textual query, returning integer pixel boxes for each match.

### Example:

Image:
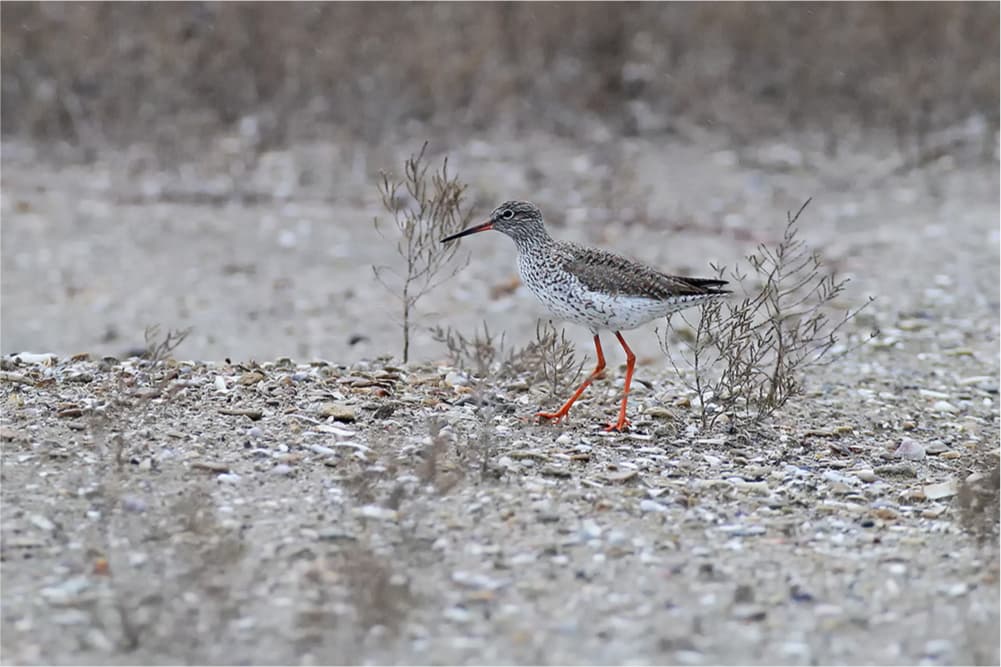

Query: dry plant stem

[661,198,876,430]
[143,324,192,364]
[373,141,471,363]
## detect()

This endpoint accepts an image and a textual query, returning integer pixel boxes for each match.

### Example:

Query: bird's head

[441,200,545,245]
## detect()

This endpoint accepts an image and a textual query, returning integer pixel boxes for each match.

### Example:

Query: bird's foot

[604,417,631,432]
[536,410,568,425]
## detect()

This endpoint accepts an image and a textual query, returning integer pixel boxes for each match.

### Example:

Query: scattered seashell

[923,479,958,500]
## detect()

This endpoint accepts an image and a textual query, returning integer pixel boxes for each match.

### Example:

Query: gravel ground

[1,127,999,665]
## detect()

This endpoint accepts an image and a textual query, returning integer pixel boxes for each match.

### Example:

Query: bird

[441,200,729,431]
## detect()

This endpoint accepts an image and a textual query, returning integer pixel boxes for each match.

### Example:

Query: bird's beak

[441,220,494,243]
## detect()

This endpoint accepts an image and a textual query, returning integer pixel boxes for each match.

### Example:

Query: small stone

[640,499,668,513]
[217,473,241,484]
[646,406,674,419]
[731,604,767,622]
[238,371,266,386]
[443,606,472,623]
[247,426,263,439]
[602,469,638,483]
[853,468,876,483]
[353,505,398,521]
[932,400,958,414]
[271,464,294,476]
[894,438,925,460]
[875,463,917,477]
[925,441,948,455]
[922,505,947,519]
[444,371,470,387]
[320,403,356,422]
[579,520,602,540]
[939,450,961,460]
[924,639,953,657]
[871,506,899,521]
[29,514,55,532]
[218,407,263,420]
[318,528,357,542]
[192,461,230,473]
[120,496,147,513]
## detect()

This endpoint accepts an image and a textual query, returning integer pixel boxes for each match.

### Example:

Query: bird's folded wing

[560,244,728,301]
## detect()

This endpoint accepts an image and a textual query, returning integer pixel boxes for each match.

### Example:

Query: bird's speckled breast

[517,253,708,333]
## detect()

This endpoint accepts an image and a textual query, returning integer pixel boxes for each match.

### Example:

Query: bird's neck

[511,228,555,255]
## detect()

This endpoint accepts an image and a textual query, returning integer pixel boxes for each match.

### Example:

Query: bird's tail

[680,276,731,294]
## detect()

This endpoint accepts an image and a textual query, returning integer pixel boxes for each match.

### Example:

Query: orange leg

[606,331,636,431]
[537,334,606,425]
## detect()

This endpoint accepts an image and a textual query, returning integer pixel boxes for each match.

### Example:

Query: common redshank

[441,201,729,431]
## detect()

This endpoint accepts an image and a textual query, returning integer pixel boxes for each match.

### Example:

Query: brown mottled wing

[559,243,729,300]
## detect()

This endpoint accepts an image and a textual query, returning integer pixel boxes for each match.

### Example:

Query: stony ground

[1,126,999,665]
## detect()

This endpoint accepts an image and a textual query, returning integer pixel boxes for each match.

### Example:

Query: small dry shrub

[431,318,585,398]
[373,142,471,364]
[142,324,191,365]
[430,321,504,378]
[503,320,586,400]
[661,200,875,430]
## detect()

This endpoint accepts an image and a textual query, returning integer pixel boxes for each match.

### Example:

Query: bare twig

[373,142,471,363]
[660,199,877,430]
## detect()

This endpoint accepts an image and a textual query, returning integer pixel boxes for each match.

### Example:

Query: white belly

[518,257,711,333]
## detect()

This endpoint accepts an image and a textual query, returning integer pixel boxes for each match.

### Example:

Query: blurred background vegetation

[2,2,998,161]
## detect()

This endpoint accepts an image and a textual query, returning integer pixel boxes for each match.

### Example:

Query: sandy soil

[1,127,999,665]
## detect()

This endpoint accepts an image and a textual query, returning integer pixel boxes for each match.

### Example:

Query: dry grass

[2,3,996,160]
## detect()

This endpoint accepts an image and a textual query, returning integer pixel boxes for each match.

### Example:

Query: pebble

[646,406,673,419]
[320,403,356,422]
[353,505,398,521]
[444,371,470,387]
[924,639,953,657]
[40,577,90,605]
[639,499,668,513]
[29,514,55,532]
[217,473,241,484]
[925,441,948,455]
[893,438,925,460]
[238,371,265,386]
[120,496,147,513]
[875,463,917,477]
[822,470,857,486]
[271,464,294,476]
[579,519,602,540]
[922,505,947,519]
[443,606,473,623]
[932,400,958,414]
[853,468,876,483]
[247,427,263,439]
[871,507,899,521]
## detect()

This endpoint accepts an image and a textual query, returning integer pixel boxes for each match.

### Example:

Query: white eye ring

[501,209,514,220]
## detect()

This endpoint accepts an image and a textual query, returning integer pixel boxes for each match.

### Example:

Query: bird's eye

[501,209,514,220]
